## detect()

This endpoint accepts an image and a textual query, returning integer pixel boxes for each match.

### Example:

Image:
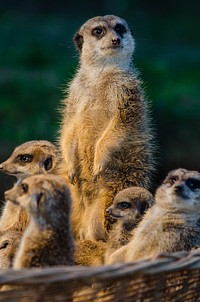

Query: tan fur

[105,186,153,264]
[59,15,155,241]
[0,140,60,234]
[0,230,21,269]
[75,239,106,266]
[0,140,60,179]
[109,168,200,264]
[5,174,74,268]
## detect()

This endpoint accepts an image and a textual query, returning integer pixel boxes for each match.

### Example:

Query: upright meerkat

[109,168,200,264]
[105,186,153,263]
[5,174,74,268]
[59,15,155,241]
[0,140,60,232]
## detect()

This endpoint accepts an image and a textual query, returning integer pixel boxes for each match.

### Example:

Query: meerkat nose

[0,164,3,170]
[174,184,184,193]
[111,38,120,46]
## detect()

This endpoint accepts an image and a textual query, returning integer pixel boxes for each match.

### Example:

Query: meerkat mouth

[110,214,124,219]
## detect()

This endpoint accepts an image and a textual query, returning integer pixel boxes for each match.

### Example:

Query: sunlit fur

[109,168,200,264]
[59,15,156,241]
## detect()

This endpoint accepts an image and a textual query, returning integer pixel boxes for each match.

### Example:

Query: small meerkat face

[0,140,58,180]
[106,187,153,221]
[0,231,21,268]
[74,15,135,68]
[155,168,200,209]
[5,174,71,224]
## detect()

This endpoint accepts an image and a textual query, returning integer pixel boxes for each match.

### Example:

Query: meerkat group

[0,15,199,281]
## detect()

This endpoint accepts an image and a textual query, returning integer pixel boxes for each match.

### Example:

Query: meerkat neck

[122,220,138,232]
[79,57,133,75]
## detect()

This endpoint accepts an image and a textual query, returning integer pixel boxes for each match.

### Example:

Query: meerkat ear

[43,156,53,171]
[136,201,149,215]
[73,32,84,53]
[32,192,45,208]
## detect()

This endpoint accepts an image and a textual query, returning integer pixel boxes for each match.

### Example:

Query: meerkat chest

[69,76,119,135]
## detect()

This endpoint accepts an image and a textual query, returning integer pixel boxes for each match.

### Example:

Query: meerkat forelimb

[59,15,156,241]
[5,174,74,268]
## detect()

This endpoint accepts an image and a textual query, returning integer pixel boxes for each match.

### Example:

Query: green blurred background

[0,0,200,199]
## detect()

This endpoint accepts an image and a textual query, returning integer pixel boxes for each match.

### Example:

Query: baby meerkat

[109,168,200,264]
[5,174,74,268]
[105,186,153,263]
[0,140,61,232]
[60,15,155,241]
[0,230,21,269]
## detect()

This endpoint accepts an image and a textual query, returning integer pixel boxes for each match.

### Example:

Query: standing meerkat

[105,186,153,263]
[5,174,74,268]
[59,15,155,241]
[0,140,61,232]
[109,168,200,264]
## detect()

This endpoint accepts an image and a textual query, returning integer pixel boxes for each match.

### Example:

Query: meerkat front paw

[93,152,108,182]
[66,165,76,185]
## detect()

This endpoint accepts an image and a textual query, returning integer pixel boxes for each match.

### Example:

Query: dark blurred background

[0,0,200,200]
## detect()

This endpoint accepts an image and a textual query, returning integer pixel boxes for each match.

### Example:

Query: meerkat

[0,140,61,232]
[105,186,153,263]
[75,239,106,266]
[0,230,21,269]
[59,15,155,241]
[0,140,60,180]
[109,168,200,264]
[4,174,74,268]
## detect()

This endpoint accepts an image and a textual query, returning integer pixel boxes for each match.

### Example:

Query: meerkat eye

[18,154,33,163]
[0,240,9,250]
[43,157,53,171]
[117,202,131,209]
[20,183,28,194]
[186,178,200,190]
[168,176,178,185]
[114,23,127,36]
[92,27,105,38]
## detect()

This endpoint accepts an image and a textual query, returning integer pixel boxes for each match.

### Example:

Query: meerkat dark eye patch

[186,178,200,190]
[0,240,9,250]
[168,176,178,185]
[92,27,106,38]
[117,201,131,210]
[114,23,127,37]
[16,154,33,163]
[43,157,53,171]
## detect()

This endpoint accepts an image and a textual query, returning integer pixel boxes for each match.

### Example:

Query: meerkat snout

[111,37,120,46]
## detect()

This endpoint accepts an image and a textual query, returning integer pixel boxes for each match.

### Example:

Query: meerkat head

[73,15,135,69]
[0,230,21,268]
[4,174,71,227]
[106,186,153,222]
[0,140,60,180]
[155,168,200,210]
